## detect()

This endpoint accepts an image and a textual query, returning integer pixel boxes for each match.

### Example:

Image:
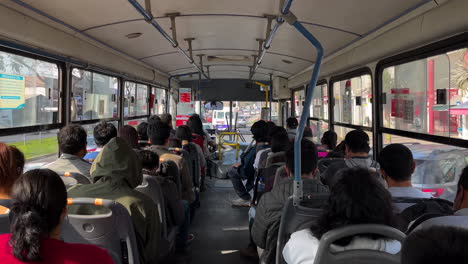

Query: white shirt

[388,187,432,199]
[283,229,401,264]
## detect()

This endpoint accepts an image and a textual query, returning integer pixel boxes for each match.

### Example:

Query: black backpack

[397,198,454,233]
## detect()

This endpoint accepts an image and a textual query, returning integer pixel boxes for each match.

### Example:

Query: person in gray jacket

[251,139,329,262]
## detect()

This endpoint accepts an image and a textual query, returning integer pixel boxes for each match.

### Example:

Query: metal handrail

[217,132,241,161]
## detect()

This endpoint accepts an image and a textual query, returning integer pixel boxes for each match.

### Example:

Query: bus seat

[0,199,11,235]
[313,224,405,264]
[63,198,141,264]
[276,195,329,264]
[392,197,428,213]
[61,171,91,185]
[61,176,79,189]
[265,151,286,168]
[135,174,177,259]
[159,159,181,193]
[257,149,272,169]
[272,166,290,190]
[412,215,468,232]
[318,158,344,174]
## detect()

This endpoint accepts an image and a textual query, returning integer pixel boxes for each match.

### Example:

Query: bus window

[124,82,148,117]
[151,87,166,115]
[333,74,372,127]
[310,84,327,120]
[294,89,305,118]
[309,120,329,143]
[0,51,59,128]
[383,133,468,201]
[335,125,373,148]
[72,69,118,121]
[382,48,468,139]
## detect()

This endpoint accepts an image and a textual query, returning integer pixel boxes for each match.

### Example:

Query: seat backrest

[59,171,91,185]
[392,197,428,213]
[276,195,328,264]
[257,149,272,169]
[0,199,11,235]
[273,165,289,190]
[318,158,344,173]
[159,159,181,193]
[182,144,201,187]
[63,198,141,264]
[412,215,468,232]
[314,224,405,264]
[265,151,286,168]
[135,175,166,236]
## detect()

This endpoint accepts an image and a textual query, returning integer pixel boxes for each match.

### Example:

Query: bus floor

[168,178,257,264]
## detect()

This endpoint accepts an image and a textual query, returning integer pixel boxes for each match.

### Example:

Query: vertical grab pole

[284,13,324,206]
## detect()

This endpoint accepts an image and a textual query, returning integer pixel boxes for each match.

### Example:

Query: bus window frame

[123,80,150,121]
[151,86,168,116]
[308,79,328,123]
[375,32,468,150]
[0,46,65,137]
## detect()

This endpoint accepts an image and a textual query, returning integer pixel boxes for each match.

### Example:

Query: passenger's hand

[233,163,241,168]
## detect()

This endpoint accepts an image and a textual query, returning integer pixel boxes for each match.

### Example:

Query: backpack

[397,198,454,233]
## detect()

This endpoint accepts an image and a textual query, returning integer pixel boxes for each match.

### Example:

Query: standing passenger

[0,144,25,214]
[43,125,92,180]
[67,138,161,264]
[83,122,118,163]
[0,169,113,263]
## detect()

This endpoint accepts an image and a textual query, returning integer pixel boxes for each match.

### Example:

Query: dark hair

[270,129,289,153]
[58,125,87,155]
[402,226,468,264]
[286,140,318,175]
[286,117,298,129]
[0,143,24,193]
[321,130,337,150]
[149,115,161,123]
[139,150,159,170]
[137,122,149,141]
[9,169,67,261]
[303,126,313,138]
[147,120,171,146]
[159,113,173,127]
[265,121,277,142]
[251,120,268,142]
[119,125,139,149]
[327,140,346,158]
[187,115,204,137]
[378,144,414,182]
[93,122,117,147]
[344,129,370,153]
[458,166,468,190]
[175,125,193,142]
[312,168,396,239]
[168,138,182,148]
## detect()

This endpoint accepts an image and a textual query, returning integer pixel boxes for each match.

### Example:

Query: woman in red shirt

[0,169,113,264]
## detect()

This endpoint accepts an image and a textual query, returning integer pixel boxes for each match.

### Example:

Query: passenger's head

[327,140,346,158]
[0,143,25,195]
[454,166,468,211]
[303,126,313,138]
[147,120,171,146]
[285,140,318,179]
[265,121,276,142]
[251,120,268,142]
[378,144,415,186]
[139,150,159,171]
[93,121,117,147]
[149,115,161,123]
[160,113,173,128]
[175,125,193,143]
[168,138,182,148]
[9,169,67,261]
[321,130,338,150]
[119,125,139,149]
[270,129,289,153]
[137,122,149,141]
[286,117,298,129]
[344,129,371,156]
[402,226,468,264]
[58,125,87,157]
[312,168,395,239]
[187,114,204,137]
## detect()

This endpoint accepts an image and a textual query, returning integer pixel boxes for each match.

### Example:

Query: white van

[212,107,231,131]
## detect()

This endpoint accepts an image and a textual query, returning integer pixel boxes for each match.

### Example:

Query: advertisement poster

[0,73,25,109]
[176,88,194,126]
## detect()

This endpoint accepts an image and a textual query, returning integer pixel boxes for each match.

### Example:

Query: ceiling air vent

[207,55,251,62]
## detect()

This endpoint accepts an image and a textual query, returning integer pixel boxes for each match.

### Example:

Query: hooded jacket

[252,177,329,263]
[67,137,161,264]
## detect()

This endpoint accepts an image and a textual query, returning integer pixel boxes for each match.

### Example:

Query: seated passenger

[378,144,431,199]
[402,226,468,264]
[137,122,150,148]
[254,124,281,170]
[83,121,117,163]
[67,137,161,264]
[229,120,269,206]
[160,113,176,138]
[321,129,379,187]
[263,129,290,192]
[286,117,298,140]
[176,125,206,175]
[0,169,113,263]
[326,140,345,158]
[147,120,195,203]
[168,138,183,148]
[283,168,400,264]
[252,140,328,262]
[303,126,314,143]
[43,125,92,180]
[187,114,210,155]
[0,144,25,214]
[320,130,337,152]
[119,125,140,150]
[453,166,468,215]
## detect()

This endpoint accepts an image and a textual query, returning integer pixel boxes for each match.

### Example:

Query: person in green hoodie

[67,137,161,264]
